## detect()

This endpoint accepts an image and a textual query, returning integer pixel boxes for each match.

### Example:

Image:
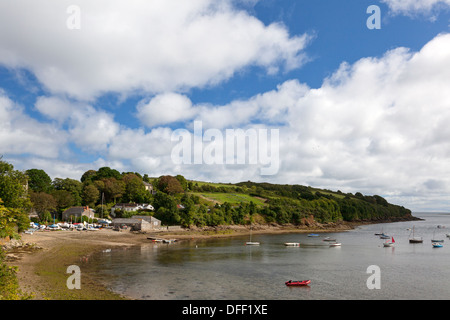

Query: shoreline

[5,217,419,300]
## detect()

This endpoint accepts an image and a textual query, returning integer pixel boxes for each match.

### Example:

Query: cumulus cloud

[137,93,196,127]
[0,0,310,101]
[0,91,68,158]
[382,0,450,15]
[130,33,450,210]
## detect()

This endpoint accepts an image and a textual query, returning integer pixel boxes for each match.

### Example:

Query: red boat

[285,280,311,287]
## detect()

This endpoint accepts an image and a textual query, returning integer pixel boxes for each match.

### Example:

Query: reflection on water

[91,213,450,300]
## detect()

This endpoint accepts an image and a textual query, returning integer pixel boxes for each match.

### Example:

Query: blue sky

[1,0,450,211]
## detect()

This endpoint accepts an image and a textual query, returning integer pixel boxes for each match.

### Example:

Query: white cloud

[382,0,450,15]
[0,0,310,101]
[3,23,450,211]
[134,33,450,211]
[0,91,68,159]
[137,93,196,127]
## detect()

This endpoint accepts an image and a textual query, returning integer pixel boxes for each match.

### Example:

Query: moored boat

[308,233,319,237]
[284,242,300,246]
[285,280,311,287]
[329,242,341,247]
[432,242,443,248]
[383,236,395,247]
[409,226,423,243]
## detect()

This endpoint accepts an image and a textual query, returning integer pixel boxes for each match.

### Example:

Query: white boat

[383,237,395,247]
[246,224,260,245]
[323,237,336,242]
[432,242,443,248]
[284,242,300,246]
[329,242,341,247]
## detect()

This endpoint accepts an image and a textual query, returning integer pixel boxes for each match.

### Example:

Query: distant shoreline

[6,215,420,300]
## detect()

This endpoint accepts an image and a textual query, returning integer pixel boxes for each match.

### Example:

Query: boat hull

[329,242,341,247]
[284,242,300,246]
[245,242,260,245]
[285,280,311,287]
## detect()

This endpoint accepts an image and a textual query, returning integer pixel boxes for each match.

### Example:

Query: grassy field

[193,192,267,206]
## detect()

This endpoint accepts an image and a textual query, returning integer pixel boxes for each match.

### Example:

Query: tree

[96,167,122,180]
[100,178,124,203]
[80,170,97,183]
[52,178,82,205]
[0,158,31,210]
[26,169,52,193]
[157,175,184,195]
[175,175,188,191]
[122,173,147,203]
[51,190,75,212]
[29,192,57,220]
[82,184,100,207]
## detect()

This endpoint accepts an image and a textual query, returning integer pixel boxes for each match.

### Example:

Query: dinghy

[285,280,311,287]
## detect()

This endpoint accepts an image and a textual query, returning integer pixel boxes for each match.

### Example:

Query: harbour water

[90,213,450,300]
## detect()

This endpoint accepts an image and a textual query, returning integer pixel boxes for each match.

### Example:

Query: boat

[285,280,311,287]
[329,242,341,247]
[409,226,423,243]
[284,242,300,246]
[246,224,260,245]
[308,233,319,237]
[379,233,390,239]
[431,229,444,243]
[383,237,395,247]
[432,242,443,248]
[323,237,336,241]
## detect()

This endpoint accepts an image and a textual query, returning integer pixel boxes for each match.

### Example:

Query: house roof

[63,206,94,214]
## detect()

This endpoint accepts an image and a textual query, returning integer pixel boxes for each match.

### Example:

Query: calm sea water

[90,212,450,300]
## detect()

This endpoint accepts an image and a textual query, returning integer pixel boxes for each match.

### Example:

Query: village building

[143,181,157,194]
[62,206,95,221]
[112,215,161,232]
[111,203,154,217]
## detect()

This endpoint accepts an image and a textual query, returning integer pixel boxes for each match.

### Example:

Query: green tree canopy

[26,169,52,193]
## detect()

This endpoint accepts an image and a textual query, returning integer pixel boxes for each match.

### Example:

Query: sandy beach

[3,221,361,300]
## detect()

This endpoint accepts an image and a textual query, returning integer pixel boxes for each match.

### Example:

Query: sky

[1,0,450,211]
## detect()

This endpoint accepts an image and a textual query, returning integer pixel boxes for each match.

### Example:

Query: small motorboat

[379,234,390,239]
[285,280,311,287]
[308,233,319,237]
[245,242,260,245]
[323,237,336,242]
[284,242,300,246]
[432,242,443,248]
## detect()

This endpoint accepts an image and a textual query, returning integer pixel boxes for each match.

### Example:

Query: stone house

[62,206,95,221]
[112,215,161,232]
